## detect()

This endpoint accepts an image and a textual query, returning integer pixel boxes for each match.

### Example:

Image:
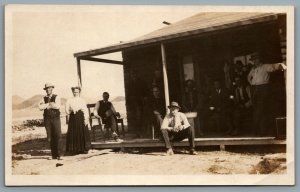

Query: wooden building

[74,12,286,139]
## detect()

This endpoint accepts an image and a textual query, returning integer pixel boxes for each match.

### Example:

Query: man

[161,101,197,155]
[232,76,252,136]
[209,80,234,135]
[38,83,62,160]
[94,92,121,141]
[148,87,165,138]
[247,53,287,136]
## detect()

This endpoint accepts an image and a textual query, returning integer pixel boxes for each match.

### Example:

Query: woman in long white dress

[65,86,91,154]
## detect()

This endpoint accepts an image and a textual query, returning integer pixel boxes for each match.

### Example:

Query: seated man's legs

[106,115,119,139]
[161,129,173,150]
[172,127,195,150]
[161,127,196,155]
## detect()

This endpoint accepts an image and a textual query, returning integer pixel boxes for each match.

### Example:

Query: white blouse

[65,97,89,121]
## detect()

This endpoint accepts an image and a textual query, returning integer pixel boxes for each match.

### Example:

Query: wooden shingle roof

[74,12,279,58]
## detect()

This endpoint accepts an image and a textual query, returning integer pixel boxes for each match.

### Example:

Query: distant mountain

[12,95,25,106]
[112,96,125,102]
[13,94,67,110]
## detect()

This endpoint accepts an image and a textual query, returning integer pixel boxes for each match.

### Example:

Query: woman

[65,86,91,155]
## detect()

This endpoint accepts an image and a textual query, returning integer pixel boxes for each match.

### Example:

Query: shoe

[57,156,63,160]
[114,138,123,142]
[166,148,174,155]
[189,149,198,155]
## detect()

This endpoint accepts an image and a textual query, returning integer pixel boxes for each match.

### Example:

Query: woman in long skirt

[65,86,91,155]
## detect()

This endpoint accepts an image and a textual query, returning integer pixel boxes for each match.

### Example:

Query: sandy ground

[11,118,286,175]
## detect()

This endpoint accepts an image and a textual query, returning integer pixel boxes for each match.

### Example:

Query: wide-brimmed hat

[249,53,260,61]
[168,101,181,109]
[43,83,54,90]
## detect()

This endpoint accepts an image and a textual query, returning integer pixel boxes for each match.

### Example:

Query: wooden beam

[161,43,170,113]
[76,58,82,88]
[80,57,123,65]
[91,137,286,149]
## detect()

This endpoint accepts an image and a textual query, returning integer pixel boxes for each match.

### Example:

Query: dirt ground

[11,120,287,175]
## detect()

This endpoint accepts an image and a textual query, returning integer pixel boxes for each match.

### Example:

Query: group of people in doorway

[206,53,286,137]
[38,84,122,160]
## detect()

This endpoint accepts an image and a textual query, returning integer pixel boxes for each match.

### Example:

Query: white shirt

[248,63,285,85]
[65,97,89,122]
[161,112,190,131]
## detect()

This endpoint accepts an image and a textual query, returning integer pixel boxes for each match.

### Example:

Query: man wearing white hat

[38,83,62,160]
[247,53,286,136]
[160,101,197,155]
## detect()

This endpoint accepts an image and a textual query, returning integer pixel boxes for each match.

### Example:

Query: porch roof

[74,12,279,58]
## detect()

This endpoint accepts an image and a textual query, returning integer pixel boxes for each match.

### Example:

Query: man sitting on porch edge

[161,101,197,155]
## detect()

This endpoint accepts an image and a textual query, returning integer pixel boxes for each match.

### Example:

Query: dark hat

[71,86,81,91]
[250,52,260,61]
[168,101,181,109]
[43,83,54,90]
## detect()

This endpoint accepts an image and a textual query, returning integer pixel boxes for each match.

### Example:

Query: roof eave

[74,13,278,58]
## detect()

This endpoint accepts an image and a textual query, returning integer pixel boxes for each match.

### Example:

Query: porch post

[161,43,170,113]
[76,58,82,88]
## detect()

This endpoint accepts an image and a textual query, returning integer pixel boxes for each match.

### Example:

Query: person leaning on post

[160,101,197,156]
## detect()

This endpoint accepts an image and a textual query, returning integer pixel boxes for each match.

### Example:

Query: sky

[9,5,203,100]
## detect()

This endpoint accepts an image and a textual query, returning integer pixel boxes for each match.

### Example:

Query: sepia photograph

[5,5,294,185]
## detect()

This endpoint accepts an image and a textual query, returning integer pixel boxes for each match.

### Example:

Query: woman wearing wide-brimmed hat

[65,86,91,155]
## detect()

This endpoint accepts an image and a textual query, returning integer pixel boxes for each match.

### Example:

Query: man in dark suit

[38,83,62,160]
[209,80,234,135]
[94,92,121,141]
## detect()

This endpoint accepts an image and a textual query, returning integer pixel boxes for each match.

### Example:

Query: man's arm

[38,98,48,111]
[110,102,118,116]
[181,113,191,129]
[49,95,61,109]
[161,116,173,130]
[263,63,287,72]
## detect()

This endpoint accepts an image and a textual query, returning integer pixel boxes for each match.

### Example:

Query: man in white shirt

[38,83,62,160]
[161,101,197,155]
[247,53,286,136]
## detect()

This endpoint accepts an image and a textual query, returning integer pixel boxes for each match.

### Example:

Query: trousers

[44,117,62,158]
[161,126,195,149]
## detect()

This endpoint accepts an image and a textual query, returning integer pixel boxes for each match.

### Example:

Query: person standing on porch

[38,83,62,160]
[161,101,197,155]
[94,92,121,141]
[247,53,286,136]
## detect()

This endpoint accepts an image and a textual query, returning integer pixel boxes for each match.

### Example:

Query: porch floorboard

[91,137,286,149]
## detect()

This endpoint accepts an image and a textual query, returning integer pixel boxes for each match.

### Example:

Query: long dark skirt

[66,111,91,155]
